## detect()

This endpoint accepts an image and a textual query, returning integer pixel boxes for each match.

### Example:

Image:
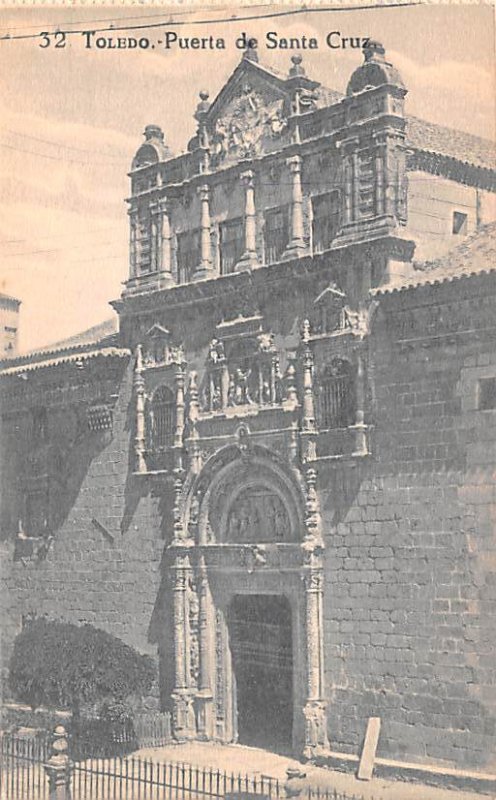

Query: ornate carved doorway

[227,594,293,753]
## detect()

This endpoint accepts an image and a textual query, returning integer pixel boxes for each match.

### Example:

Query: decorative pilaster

[285,155,305,258]
[237,170,258,269]
[171,552,196,740]
[150,202,159,272]
[158,197,173,286]
[196,555,214,739]
[128,209,138,279]
[302,563,328,758]
[196,184,213,279]
[134,345,147,474]
[174,365,186,470]
[301,465,328,758]
[299,320,317,463]
[186,371,202,474]
[352,350,368,455]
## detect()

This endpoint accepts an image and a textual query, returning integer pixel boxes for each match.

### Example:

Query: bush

[9,618,156,716]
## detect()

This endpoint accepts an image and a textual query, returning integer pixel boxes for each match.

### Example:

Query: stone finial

[144,124,164,142]
[194,90,210,122]
[301,318,311,343]
[242,39,259,63]
[44,725,73,800]
[363,39,386,62]
[289,53,306,77]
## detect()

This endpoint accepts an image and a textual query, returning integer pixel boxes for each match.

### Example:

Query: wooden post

[357,717,381,780]
[44,726,73,800]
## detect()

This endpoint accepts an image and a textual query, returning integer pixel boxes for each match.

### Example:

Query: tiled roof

[0,346,129,377]
[405,115,496,172]
[373,222,496,295]
[0,317,125,374]
[314,85,495,172]
[27,317,119,356]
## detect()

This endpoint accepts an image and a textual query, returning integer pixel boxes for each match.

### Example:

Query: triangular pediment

[206,58,293,165]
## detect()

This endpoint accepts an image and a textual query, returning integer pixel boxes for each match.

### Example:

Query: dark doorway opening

[227,594,293,753]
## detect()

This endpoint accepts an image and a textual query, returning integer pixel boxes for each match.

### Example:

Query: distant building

[1,43,495,781]
[0,293,20,357]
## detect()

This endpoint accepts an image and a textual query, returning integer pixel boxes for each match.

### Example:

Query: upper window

[452,211,468,235]
[264,206,290,264]
[176,229,201,284]
[312,192,340,253]
[220,218,244,275]
[318,359,356,429]
[479,377,496,411]
[150,386,175,449]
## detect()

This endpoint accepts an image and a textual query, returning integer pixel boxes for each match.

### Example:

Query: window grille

[176,229,201,284]
[220,218,244,275]
[264,206,290,264]
[318,359,356,429]
[151,386,175,449]
[312,192,340,253]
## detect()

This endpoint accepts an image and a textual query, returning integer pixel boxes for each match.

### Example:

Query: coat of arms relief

[211,84,288,163]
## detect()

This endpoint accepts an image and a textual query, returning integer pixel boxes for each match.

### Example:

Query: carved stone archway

[167,444,328,758]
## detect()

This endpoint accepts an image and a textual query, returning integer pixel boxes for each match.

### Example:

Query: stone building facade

[1,43,496,775]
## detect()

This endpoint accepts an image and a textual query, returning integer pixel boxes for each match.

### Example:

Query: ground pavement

[134,741,491,800]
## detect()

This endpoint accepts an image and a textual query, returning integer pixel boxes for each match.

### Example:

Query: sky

[0,2,494,352]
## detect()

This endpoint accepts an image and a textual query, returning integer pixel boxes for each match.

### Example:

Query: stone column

[343,155,353,227]
[299,320,317,463]
[196,184,213,278]
[150,203,158,272]
[352,350,368,455]
[237,170,258,269]
[174,365,186,470]
[186,371,201,474]
[302,565,328,758]
[134,345,147,474]
[158,197,173,283]
[171,552,196,740]
[128,209,138,279]
[44,725,73,800]
[375,143,386,217]
[285,155,305,258]
[196,555,214,739]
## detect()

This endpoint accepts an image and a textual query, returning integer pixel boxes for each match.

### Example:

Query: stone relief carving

[212,86,287,163]
[225,487,290,543]
[201,332,283,413]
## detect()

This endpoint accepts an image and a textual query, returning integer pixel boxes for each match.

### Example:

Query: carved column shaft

[187,371,201,474]
[129,210,138,278]
[343,155,353,227]
[305,571,324,701]
[134,345,146,473]
[300,321,317,462]
[352,152,360,222]
[196,556,214,739]
[174,366,185,468]
[150,204,159,272]
[286,155,305,255]
[239,171,258,267]
[199,185,212,272]
[171,553,196,740]
[160,200,172,274]
[353,350,368,455]
[375,145,386,217]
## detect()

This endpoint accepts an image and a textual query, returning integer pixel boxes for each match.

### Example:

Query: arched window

[318,358,356,429]
[151,386,175,449]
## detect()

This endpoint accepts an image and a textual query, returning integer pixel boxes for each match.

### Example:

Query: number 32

[39,32,66,48]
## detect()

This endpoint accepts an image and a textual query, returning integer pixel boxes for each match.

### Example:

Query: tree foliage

[9,618,156,712]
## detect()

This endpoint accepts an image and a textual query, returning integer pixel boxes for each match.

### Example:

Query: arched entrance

[168,444,329,757]
[227,594,293,753]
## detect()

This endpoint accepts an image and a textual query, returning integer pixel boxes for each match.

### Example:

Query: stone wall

[321,275,496,771]
[0,364,171,707]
